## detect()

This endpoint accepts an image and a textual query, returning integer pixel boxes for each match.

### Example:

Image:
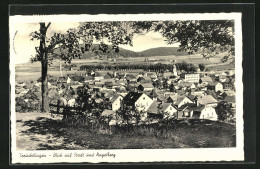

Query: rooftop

[198,95,218,105]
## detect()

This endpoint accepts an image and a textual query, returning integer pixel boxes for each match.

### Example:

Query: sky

[12,22,178,64]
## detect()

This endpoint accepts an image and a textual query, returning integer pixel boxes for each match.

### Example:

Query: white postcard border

[10,13,244,163]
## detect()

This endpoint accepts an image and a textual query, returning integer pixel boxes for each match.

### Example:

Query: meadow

[15,54,234,83]
[16,112,236,150]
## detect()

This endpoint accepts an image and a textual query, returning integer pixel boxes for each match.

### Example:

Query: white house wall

[164,106,178,117]
[135,94,153,111]
[178,97,193,108]
[200,107,218,121]
[112,96,123,111]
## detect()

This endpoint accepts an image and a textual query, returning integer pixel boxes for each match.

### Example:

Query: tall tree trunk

[39,23,50,112]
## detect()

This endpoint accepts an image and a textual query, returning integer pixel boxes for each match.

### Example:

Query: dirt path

[16,112,83,150]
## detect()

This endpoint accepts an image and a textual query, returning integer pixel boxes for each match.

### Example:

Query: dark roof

[187,95,196,101]
[224,95,235,103]
[70,75,84,82]
[177,103,195,111]
[137,77,145,81]
[157,94,166,102]
[166,93,178,102]
[178,82,194,87]
[198,95,218,105]
[110,94,122,103]
[123,92,143,103]
[95,72,103,77]
[85,76,94,80]
[176,90,185,95]
[103,75,112,79]
[161,102,173,112]
[175,96,193,106]
[139,83,154,88]
[147,101,161,114]
[37,75,56,82]
[208,82,219,86]
[200,76,213,82]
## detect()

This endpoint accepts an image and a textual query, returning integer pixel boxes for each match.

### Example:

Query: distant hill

[53,44,196,59]
[53,44,138,59]
[137,47,197,57]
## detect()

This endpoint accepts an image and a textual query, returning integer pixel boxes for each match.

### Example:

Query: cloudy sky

[12,22,178,64]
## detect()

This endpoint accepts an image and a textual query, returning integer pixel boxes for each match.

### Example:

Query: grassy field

[15,54,235,83]
[16,112,236,150]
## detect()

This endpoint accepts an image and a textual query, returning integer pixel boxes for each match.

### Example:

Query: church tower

[172,60,178,76]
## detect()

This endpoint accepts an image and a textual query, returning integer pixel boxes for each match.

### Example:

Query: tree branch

[46,22,51,30]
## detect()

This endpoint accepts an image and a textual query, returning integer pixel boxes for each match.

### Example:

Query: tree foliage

[30,22,135,64]
[30,20,234,65]
[215,101,234,121]
[199,63,206,71]
[136,20,235,62]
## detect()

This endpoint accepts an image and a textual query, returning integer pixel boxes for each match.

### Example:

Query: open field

[15,54,234,83]
[16,112,236,150]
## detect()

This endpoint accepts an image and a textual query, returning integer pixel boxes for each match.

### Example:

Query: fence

[49,103,83,116]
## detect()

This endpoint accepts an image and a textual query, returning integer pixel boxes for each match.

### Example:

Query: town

[15,59,236,125]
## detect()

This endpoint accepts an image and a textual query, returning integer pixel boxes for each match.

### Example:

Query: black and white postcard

[10,13,244,163]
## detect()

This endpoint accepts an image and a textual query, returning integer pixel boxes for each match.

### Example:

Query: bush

[15,90,41,113]
[199,63,205,71]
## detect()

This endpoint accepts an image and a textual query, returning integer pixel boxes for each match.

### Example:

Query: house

[126,84,138,92]
[95,82,105,88]
[176,89,186,96]
[190,105,218,121]
[176,104,193,119]
[197,95,218,107]
[84,76,94,83]
[148,73,157,79]
[222,82,233,90]
[147,101,178,118]
[138,83,154,91]
[94,73,104,81]
[216,75,227,82]
[94,75,104,81]
[116,80,127,86]
[104,81,114,89]
[118,90,128,97]
[222,90,236,97]
[137,76,151,83]
[123,92,153,111]
[125,75,137,82]
[66,76,71,84]
[110,94,123,111]
[176,103,218,121]
[160,102,178,118]
[166,93,178,103]
[167,78,176,85]
[207,82,223,92]
[174,96,194,108]
[224,95,236,108]
[103,74,112,79]
[178,82,196,90]
[147,101,162,117]
[156,95,164,102]
[200,76,213,85]
[181,73,200,83]
[191,91,206,97]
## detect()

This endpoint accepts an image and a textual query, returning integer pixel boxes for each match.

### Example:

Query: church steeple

[172,59,177,76]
